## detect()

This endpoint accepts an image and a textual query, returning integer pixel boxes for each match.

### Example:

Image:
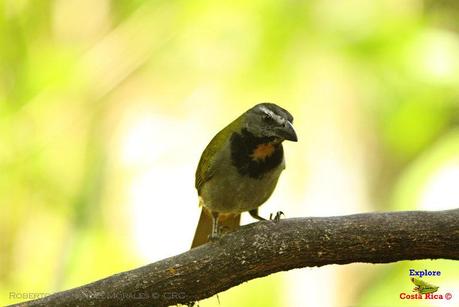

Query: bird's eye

[262,114,273,122]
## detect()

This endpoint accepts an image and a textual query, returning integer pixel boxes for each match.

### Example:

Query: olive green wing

[195,116,242,193]
[195,128,228,193]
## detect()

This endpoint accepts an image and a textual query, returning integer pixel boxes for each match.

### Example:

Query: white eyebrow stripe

[259,106,273,116]
[259,106,284,125]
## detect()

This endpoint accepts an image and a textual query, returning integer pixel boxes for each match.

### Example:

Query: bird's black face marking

[230,128,284,179]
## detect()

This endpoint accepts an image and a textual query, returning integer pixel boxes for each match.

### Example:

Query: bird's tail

[191,208,240,249]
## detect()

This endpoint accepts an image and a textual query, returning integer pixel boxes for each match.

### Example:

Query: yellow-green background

[1,0,458,306]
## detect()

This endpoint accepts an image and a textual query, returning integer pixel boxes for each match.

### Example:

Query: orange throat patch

[250,143,275,161]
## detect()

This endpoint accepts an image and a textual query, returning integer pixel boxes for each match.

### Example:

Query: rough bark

[12,209,459,307]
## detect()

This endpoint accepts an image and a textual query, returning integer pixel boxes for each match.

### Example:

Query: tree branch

[13,209,459,307]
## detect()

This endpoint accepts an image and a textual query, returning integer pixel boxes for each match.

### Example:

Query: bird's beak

[278,121,298,142]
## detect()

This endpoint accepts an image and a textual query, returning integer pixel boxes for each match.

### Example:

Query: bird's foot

[269,211,284,223]
[208,235,219,242]
[208,226,222,242]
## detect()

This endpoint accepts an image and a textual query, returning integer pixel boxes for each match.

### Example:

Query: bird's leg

[249,208,267,221]
[209,211,221,240]
[250,208,284,222]
[269,211,284,222]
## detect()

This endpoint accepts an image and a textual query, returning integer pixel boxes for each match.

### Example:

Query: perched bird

[191,103,297,248]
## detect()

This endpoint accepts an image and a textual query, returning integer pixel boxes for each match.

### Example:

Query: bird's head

[243,103,297,142]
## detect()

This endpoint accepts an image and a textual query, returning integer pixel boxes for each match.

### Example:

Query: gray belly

[200,160,284,213]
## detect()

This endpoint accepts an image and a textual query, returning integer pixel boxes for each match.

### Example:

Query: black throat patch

[230,128,284,179]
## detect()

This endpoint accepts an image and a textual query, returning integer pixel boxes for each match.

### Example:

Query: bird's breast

[230,128,284,179]
[198,128,286,213]
[201,156,284,213]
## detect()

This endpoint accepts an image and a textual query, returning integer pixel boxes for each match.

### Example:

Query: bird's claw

[208,226,222,242]
[269,211,284,222]
[208,232,220,242]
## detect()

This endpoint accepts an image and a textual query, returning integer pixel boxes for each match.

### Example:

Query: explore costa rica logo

[399,269,453,301]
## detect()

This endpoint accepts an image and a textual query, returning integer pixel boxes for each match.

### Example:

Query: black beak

[277,121,298,142]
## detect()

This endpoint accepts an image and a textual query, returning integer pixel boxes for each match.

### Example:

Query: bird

[191,102,297,248]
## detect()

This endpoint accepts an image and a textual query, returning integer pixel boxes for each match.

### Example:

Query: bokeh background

[1,0,459,306]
